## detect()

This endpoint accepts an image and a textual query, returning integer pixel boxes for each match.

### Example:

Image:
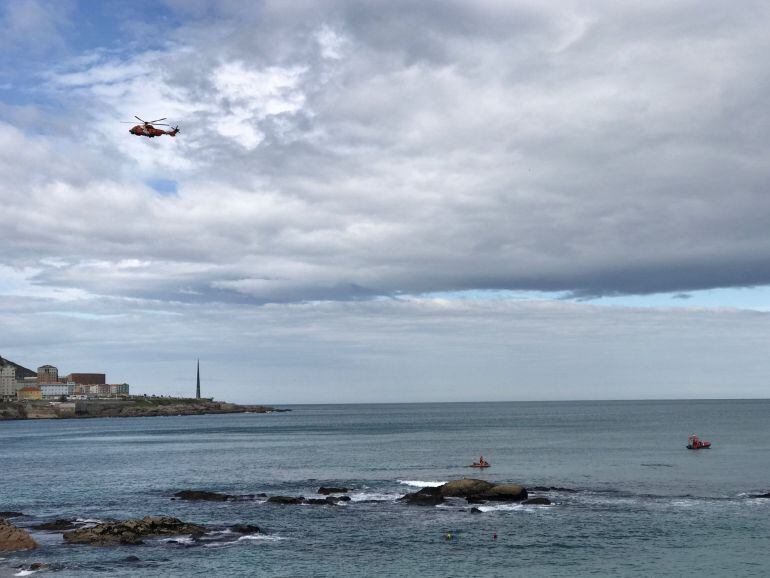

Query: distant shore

[0,397,288,420]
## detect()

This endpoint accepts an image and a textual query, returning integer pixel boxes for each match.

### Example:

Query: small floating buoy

[445,532,452,540]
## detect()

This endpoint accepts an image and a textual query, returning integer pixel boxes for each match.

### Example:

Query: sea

[1,400,769,577]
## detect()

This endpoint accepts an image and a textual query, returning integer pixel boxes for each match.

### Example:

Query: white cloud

[3,0,770,399]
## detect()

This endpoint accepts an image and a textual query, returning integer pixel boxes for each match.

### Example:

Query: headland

[0,397,286,421]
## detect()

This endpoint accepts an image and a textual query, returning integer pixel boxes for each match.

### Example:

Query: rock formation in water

[0,519,38,551]
[400,478,530,506]
[63,516,205,546]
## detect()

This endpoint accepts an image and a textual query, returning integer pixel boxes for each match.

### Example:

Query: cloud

[0,0,73,56]
[1,294,768,402]
[4,1,770,310]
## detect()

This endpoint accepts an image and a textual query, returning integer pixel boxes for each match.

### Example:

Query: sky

[1,0,769,403]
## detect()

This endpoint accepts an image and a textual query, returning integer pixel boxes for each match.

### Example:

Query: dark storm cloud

[3,0,770,304]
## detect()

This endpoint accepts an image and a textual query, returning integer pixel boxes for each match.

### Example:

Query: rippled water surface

[2,400,770,576]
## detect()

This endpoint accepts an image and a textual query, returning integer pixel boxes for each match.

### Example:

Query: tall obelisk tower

[196,359,201,399]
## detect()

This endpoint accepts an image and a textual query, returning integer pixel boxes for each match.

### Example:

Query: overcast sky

[1,0,769,403]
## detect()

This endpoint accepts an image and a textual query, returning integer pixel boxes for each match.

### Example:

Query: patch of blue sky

[65,0,182,55]
[415,287,770,311]
[0,0,182,107]
[588,286,770,311]
[146,178,177,196]
[417,289,568,302]
[44,311,124,320]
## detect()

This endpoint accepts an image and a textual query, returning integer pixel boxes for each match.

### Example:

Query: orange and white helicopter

[123,116,179,138]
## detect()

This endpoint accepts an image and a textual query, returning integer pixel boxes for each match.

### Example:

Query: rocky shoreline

[0,478,544,555]
[3,478,769,572]
[0,398,288,420]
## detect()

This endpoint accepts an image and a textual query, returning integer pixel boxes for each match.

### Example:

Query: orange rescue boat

[686,434,711,450]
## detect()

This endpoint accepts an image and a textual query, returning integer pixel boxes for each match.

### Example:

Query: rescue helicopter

[122,116,179,138]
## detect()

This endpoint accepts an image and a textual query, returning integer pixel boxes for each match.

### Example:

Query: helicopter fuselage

[129,124,178,138]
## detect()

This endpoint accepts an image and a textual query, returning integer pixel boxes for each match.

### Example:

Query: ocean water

[1,400,770,577]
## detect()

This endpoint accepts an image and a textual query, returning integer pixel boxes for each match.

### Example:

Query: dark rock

[751,492,770,498]
[121,555,141,562]
[336,496,351,502]
[440,479,495,497]
[318,487,350,495]
[470,507,483,514]
[0,511,23,518]
[267,496,304,505]
[0,519,38,551]
[400,486,445,506]
[29,563,48,571]
[465,496,487,504]
[63,516,205,546]
[481,484,528,502]
[33,518,76,531]
[256,493,268,498]
[230,524,262,534]
[301,496,344,505]
[173,490,232,502]
[531,486,577,493]
[522,497,552,505]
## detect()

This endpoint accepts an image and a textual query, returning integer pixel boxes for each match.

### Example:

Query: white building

[0,356,37,399]
[0,362,16,398]
[40,383,70,399]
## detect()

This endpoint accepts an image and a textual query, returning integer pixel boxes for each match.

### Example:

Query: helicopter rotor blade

[149,117,167,123]
[134,116,146,123]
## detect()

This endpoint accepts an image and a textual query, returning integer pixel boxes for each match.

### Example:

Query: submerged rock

[531,486,577,493]
[318,487,350,495]
[751,492,770,498]
[33,518,76,531]
[63,516,205,546]
[470,507,483,514]
[173,490,232,502]
[0,511,23,518]
[230,524,262,534]
[267,496,304,505]
[522,497,552,505]
[0,519,38,551]
[400,486,445,506]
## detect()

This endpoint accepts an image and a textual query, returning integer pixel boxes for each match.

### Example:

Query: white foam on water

[398,480,446,488]
[238,534,286,542]
[160,535,196,545]
[14,571,38,577]
[667,499,698,508]
[478,503,540,513]
[348,491,402,502]
[75,518,102,524]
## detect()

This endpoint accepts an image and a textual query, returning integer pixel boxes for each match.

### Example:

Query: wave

[238,534,286,542]
[348,491,402,502]
[160,535,196,545]
[397,480,446,488]
[14,571,39,577]
[476,504,527,513]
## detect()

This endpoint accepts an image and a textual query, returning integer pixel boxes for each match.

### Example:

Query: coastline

[0,398,287,420]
